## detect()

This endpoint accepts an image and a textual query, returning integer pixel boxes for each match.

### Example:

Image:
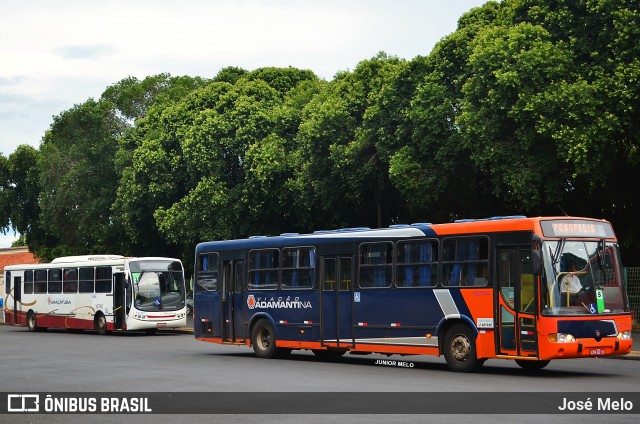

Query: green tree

[101,73,209,122]
[118,68,321,260]
[449,0,640,259]
[0,146,44,253]
[37,100,125,260]
[294,53,422,229]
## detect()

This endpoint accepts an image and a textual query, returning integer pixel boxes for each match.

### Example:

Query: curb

[610,351,640,360]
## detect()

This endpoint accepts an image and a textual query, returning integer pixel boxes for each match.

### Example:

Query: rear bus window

[196,253,218,291]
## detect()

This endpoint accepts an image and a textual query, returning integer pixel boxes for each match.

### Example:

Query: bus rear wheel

[252,319,277,358]
[251,319,291,359]
[443,323,484,372]
[27,311,37,332]
[515,359,550,370]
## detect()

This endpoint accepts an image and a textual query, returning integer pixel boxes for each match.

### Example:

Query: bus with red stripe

[4,255,188,334]
[193,216,633,371]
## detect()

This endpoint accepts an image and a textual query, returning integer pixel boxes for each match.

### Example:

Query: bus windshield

[130,260,185,312]
[541,240,628,315]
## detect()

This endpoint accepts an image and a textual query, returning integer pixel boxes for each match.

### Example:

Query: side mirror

[531,250,542,275]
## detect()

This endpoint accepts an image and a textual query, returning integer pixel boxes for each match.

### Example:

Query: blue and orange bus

[193,216,633,371]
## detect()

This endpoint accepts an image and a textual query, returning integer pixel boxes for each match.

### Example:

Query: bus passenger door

[222,260,244,343]
[12,275,21,325]
[113,273,125,330]
[496,248,538,357]
[320,256,354,348]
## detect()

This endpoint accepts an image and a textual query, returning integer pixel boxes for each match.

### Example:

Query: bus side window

[396,240,438,288]
[24,271,34,294]
[359,242,393,288]
[249,249,279,290]
[34,270,47,293]
[63,268,78,293]
[282,247,315,289]
[79,268,95,293]
[442,237,489,287]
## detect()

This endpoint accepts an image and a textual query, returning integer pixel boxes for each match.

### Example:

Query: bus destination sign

[540,219,614,238]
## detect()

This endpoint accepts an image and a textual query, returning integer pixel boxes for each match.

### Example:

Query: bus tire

[95,313,108,335]
[515,359,550,370]
[443,323,484,372]
[251,319,278,358]
[27,311,37,332]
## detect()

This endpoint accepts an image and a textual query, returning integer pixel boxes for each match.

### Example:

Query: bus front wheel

[443,323,484,372]
[95,313,108,335]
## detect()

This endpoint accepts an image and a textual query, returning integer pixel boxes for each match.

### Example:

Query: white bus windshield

[130,260,185,312]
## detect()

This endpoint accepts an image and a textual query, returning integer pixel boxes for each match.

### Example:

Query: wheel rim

[450,333,471,362]
[98,316,106,331]
[257,327,271,351]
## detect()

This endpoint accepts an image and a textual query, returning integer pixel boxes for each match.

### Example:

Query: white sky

[0,0,488,247]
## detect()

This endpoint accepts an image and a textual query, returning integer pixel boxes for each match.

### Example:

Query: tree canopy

[2,0,639,265]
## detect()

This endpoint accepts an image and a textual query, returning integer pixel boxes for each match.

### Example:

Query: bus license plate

[589,348,605,356]
[156,323,167,327]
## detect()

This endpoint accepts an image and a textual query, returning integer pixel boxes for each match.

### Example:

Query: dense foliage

[2,0,639,266]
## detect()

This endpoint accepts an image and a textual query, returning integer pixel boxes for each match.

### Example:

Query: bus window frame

[441,235,490,287]
[196,252,219,292]
[24,270,34,294]
[281,246,316,290]
[395,238,439,288]
[358,241,394,289]
[248,248,280,290]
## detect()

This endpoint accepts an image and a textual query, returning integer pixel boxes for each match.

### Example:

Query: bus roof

[195,216,615,254]
[4,256,182,271]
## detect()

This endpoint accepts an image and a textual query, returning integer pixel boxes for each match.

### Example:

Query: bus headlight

[549,333,576,342]
[617,331,631,340]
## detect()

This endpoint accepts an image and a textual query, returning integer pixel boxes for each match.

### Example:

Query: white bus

[3,255,188,334]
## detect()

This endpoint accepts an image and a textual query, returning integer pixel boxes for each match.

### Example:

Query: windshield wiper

[551,238,566,269]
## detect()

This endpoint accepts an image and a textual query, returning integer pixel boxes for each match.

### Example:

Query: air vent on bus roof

[454,215,527,223]
[336,227,371,232]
